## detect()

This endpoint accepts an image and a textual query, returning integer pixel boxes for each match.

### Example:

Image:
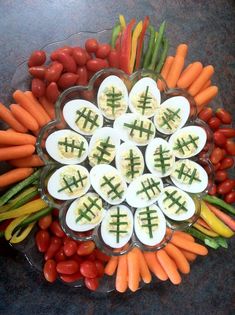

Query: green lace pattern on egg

[175,163,201,184]
[105,87,123,116]
[92,137,115,164]
[76,196,102,223]
[136,85,153,115]
[76,108,100,131]
[138,206,158,238]
[173,134,199,155]
[163,190,187,214]
[160,108,181,130]
[154,145,171,174]
[136,178,161,200]
[58,137,86,158]
[100,175,124,201]
[124,149,142,179]
[124,119,154,140]
[58,170,87,193]
[108,206,128,243]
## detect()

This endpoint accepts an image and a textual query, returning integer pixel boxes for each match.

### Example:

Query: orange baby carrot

[0,130,36,146]
[143,251,168,281]
[38,96,56,119]
[0,167,34,188]
[157,56,174,91]
[176,43,188,58]
[127,249,140,292]
[133,248,151,284]
[174,230,195,242]
[0,102,27,133]
[177,62,203,89]
[0,144,35,161]
[8,154,44,168]
[180,63,192,76]
[180,249,197,262]
[156,249,182,285]
[187,65,214,96]
[115,255,128,293]
[200,79,211,92]
[196,217,212,230]
[24,91,51,123]
[10,104,39,131]
[194,86,218,107]
[104,256,118,276]
[165,243,190,274]
[166,55,185,88]
[206,202,235,231]
[170,234,208,256]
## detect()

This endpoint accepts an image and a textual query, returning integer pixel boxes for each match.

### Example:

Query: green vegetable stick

[149,20,166,70]
[111,24,121,48]
[10,189,38,210]
[203,195,235,215]
[155,37,169,73]
[187,227,220,249]
[143,25,155,69]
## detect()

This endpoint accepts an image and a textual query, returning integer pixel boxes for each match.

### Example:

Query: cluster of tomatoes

[199,107,235,203]
[35,209,110,291]
[28,38,119,103]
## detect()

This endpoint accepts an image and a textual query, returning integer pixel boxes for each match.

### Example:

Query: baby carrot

[0,145,35,161]
[24,91,51,122]
[180,249,197,262]
[165,243,190,274]
[127,249,140,292]
[0,168,34,188]
[194,86,218,107]
[166,54,185,88]
[0,102,27,133]
[196,217,212,230]
[200,79,211,92]
[187,65,214,96]
[177,62,203,89]
[143,251,168,281]
[0,130,36,146]
[8,154,44,168]
[116,255,128,293]
[104,256,118,276]
[156,249,182,285]
[10,104,39,131]
[174,230,195,242]
[176,43,188,58]
[38,96,56,119]
[180,63,192,76]
[157,56,174,91]
[170,234,208,255]
[206,202,235,231]
[133,248,151,284]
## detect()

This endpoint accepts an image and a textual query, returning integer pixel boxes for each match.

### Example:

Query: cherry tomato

[198,107,213,122]
[29,66,46,79]
[217,179,235,195]
[43,259,58,283]
[76,66,88,85]
[208,183,217,196]
[213,131,227,147]
[38,214,52,230]
[96,43,111,59]
[52,209,59,217]
[85,38,99,53]
[215,170,228,182]
[108,49,120,68]
[72,47,87,66]
[31,78,46,97]
[208,117,221,131]
[71,254,83,264]
[56,260,79,275]
[80,260,98,278]
[45,62,63,82]
[219,157,234,170]
[210,147,224,164]
[77,241,95,256]
[214,162,221,171]
[86,253,96,261]
[50,221,66,238]
[225,139,235,155]
[57,73,79,89]
[94,260,104,277]
[60,271,83,283]
[224,191,235,204]
[46,82,60,103]
[35,230,50,253]
[219,128,235,138]
[63,240,78,257]
[55,247,66,262]
[53,51,77,73]
[94,249,110,262]
[84,277,99,291]
[215,108,232,124]
[44,236,62,260]
[28,50,46,67]
[86,58,109,72]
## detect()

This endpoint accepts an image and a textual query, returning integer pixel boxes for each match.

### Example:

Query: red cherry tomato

[80,260,98,278]
[43,259,58,283]
[52,208,59,217]
[44,236,62,260]
[94,249,110,262]
[35,230,51,253]
[225,139,235,156]
[63,240,78,257]
[77,66,88,85]
[210,147,224,164]
[108,49,120,68]
[217,179,235,195]
[56,260,79,275]
[215,108,232,124]
[38,214,52,230]
[60,271,83,283]
[77,241,95,256]
[50,221,66,238]
[208,117,221,131]
[53,51,77,73]
[71,254,83,264]
[96,43,111,59]
[86,58,109,72]
[55,247,66,262]
[215,170,228,182]
[29,66,46,79]
[84,277,99,291]
[57,73,79,89]
[219,128,235,138]
[219,157,234,170]
[45,62,63,82]
[198,107,213,122]
[214,162,221,171]
[31,78,46,97]
[72,47,87,66]
[28,50,46,67]
[213,131,227,147]
[224,191,235,204]
[86,253,96,261]
[85,38,99,53]
[208,183,217,196]
[94,260,104,277]
[46,82,60,103]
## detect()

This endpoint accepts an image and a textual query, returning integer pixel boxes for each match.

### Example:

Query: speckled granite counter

[0,1,234,314]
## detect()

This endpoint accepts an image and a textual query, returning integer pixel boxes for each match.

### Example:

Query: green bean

[155,37,169,73]
[203,195,235,215]
[187,227,220,249]
[111,24,121,48]
[143,25,155,69]
[10,189,38,210]
[0,231,4,238]
[148,20,166,70]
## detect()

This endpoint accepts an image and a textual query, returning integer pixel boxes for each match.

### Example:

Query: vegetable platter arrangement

[0,15,234,293]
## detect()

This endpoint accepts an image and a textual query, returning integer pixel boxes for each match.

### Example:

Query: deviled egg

[63,99,103,135]
[47,165,90,200]
[97,75,128,120]
[134,204,166,246]
[45,129,88,164]
[170,159,208,193]
[65,193,104,232]
[158,186,195,221]
[126,174,163,208]
[129,77,161,117]
[101,205,133,248]
[115,142,144,183]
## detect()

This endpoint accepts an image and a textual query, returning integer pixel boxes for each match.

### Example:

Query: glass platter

[9,29,215,293]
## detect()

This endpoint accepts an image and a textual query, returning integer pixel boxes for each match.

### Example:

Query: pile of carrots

[158,43,218,112]
[104,230,208,293]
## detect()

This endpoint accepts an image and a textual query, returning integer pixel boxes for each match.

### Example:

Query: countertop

[0,1,234,314]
